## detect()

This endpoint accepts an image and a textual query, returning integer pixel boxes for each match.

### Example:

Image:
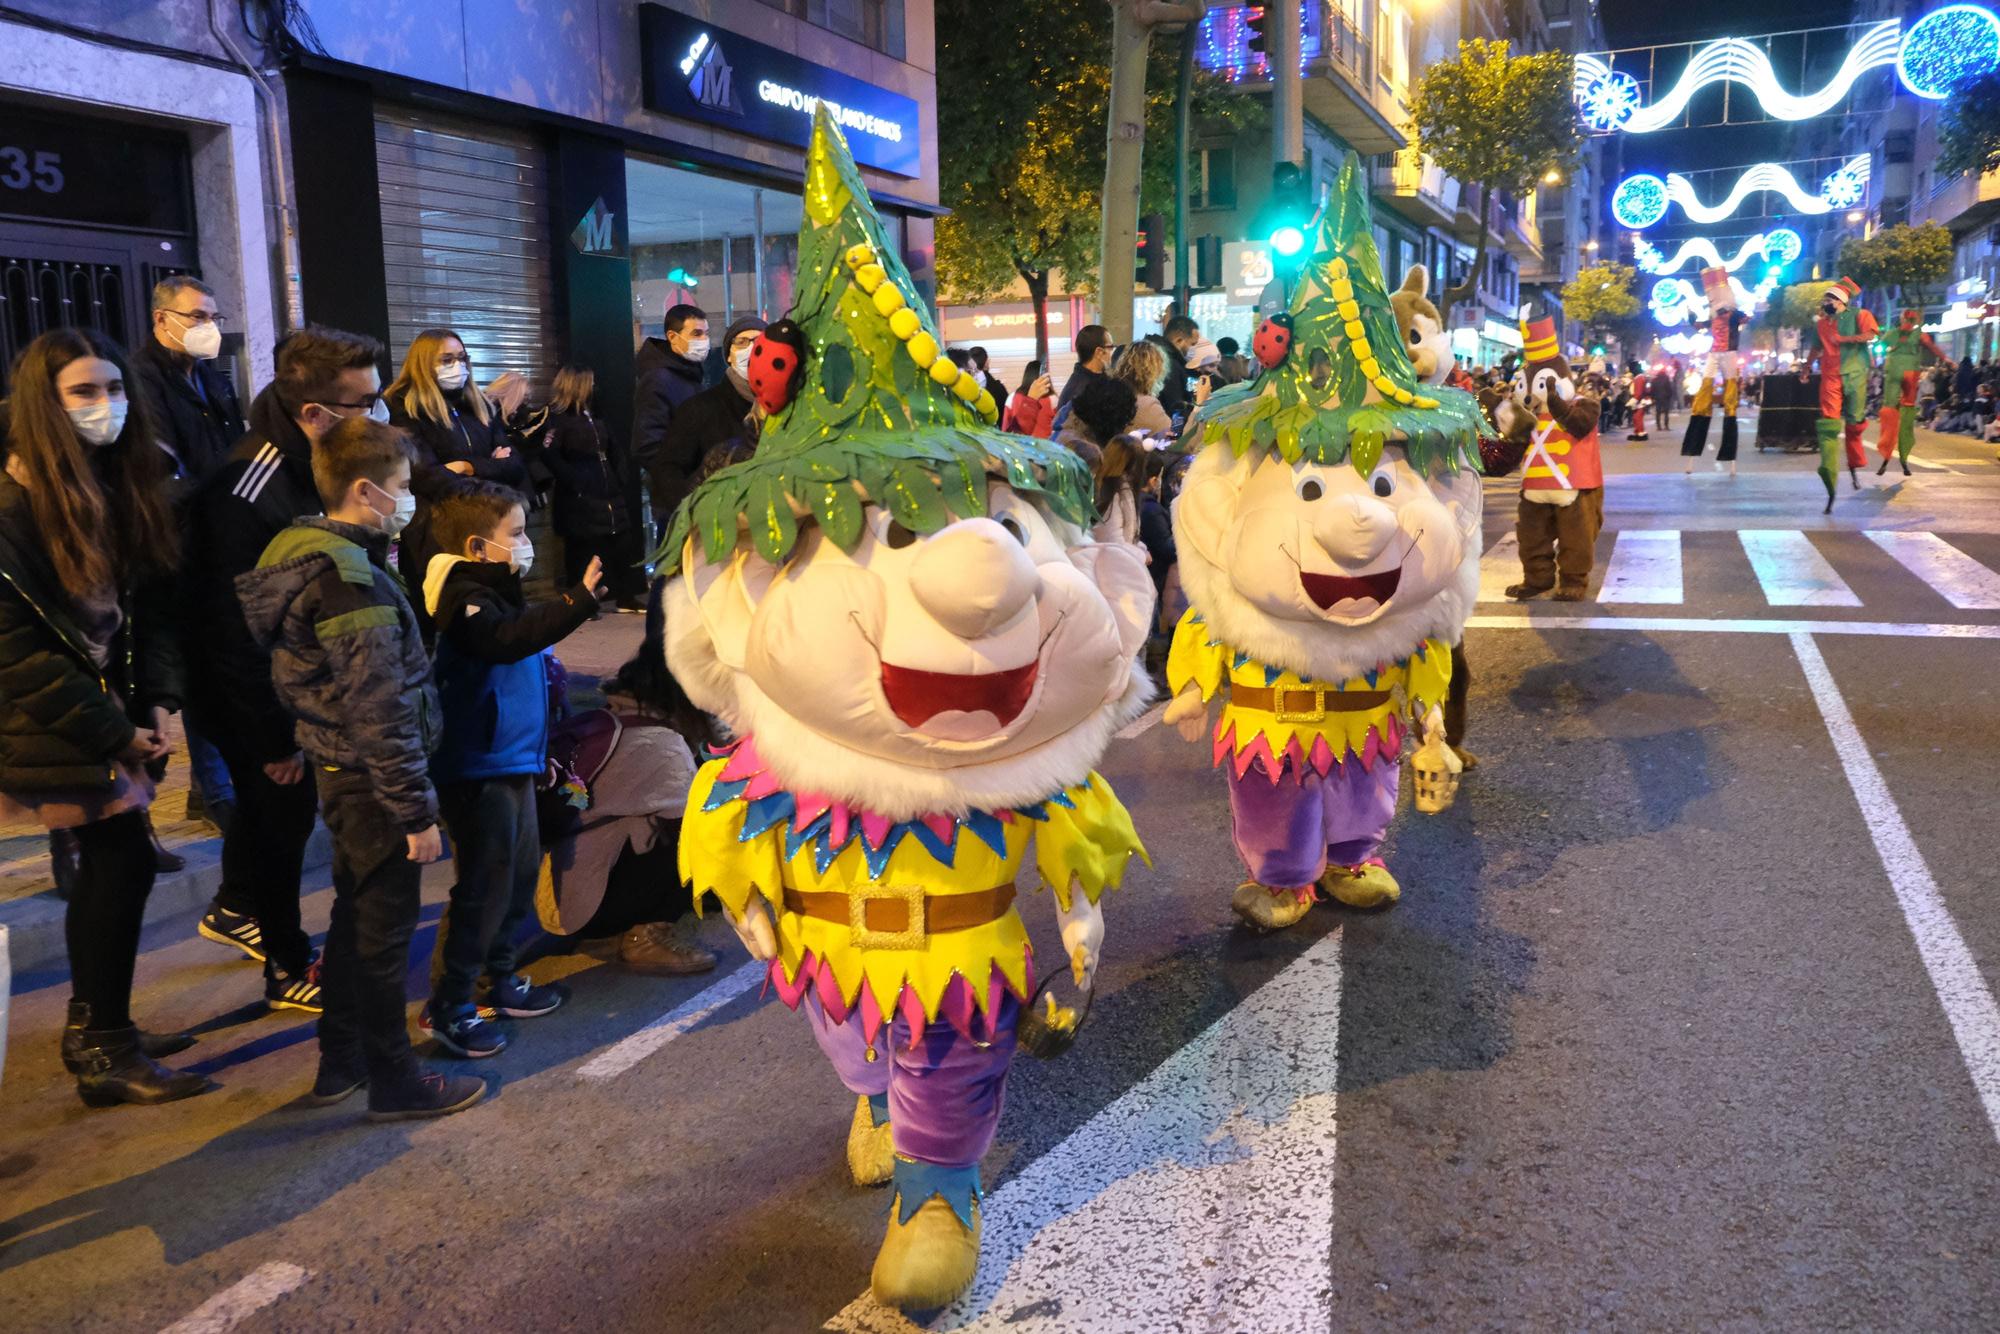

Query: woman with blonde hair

[544,364,645,611]
[1109,341,1174,437]
[1090,432,1148,547]
[0,329,212,1106]
[385,328,529,587]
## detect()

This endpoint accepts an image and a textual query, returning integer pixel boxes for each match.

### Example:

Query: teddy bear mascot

[1875,307,1953,477]
[1679,266,1749,473]
[1163,155,1486,931]
[1489,309,1605,602]
[1812,275,1875,513]
[661,108,1155,1311]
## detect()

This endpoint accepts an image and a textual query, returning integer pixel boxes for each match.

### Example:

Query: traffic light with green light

[1266,162,1312,261]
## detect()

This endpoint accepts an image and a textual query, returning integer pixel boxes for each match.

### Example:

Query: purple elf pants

[806,990,1021,1168]
[1227,755,1399,890]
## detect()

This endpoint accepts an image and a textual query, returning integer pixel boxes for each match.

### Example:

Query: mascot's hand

[727,898,779,961]
[1056,888,1105,990]
[1164,686,1209,743]
[1422,704,1446,745]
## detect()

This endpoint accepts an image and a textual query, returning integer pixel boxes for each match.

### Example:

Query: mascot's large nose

[910,517,1041,639]
[1311,494,1398,565]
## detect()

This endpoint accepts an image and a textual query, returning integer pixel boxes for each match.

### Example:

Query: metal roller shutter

[374,107,557,392]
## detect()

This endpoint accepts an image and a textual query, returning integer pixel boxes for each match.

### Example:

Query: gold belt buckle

[850,884,927,950]
[1273,686,1327,723]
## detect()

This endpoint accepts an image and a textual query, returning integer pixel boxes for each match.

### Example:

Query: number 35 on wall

[0,148,65,194]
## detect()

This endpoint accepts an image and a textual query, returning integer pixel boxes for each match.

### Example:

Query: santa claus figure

[663,109,1156,1310]
[1164,154,1486,929]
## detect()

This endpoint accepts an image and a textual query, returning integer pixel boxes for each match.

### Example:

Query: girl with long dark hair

[0,329,211,1105]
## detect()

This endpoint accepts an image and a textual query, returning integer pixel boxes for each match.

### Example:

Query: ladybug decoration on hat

[747,318,810,414]
[1252,312,1295,369]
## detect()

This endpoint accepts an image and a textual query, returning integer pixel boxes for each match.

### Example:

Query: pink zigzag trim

[770,947,1035,1046]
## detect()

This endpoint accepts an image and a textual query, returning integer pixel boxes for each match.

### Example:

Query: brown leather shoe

[618,921,718,976]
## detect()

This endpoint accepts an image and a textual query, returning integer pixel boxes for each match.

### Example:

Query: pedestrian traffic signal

[1137,213,1166,290]
[1195,235,1223,289]
[1264,162,1312,261]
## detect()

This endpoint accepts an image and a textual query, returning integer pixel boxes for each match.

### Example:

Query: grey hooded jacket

[236,517,440,832]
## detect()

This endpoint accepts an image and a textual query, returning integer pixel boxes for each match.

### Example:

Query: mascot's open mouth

[880,661,1040,728]
[1300,567,1401,609]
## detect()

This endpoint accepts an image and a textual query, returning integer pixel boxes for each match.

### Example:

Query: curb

[0,825,333,977]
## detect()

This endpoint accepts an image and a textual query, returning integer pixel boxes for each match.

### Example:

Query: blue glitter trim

[892,1159,982,1228]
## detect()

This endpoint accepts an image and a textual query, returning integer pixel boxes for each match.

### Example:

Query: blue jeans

[432,775,540,1011]
[183,723,236,810]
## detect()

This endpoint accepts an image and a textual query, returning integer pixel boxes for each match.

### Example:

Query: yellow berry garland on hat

[1324,255,1438,411]
[843,242,1000,424]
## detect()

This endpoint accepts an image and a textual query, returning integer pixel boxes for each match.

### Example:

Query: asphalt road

[3,421,1998,1332]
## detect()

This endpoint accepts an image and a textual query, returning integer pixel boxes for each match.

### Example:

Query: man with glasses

[184,326,387,1016]
[133,276,245,484]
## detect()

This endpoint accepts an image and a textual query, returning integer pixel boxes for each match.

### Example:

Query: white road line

[825,930,1343,1334]
[1478,531,1522,603]
[158,1262,310,1334]
[576,961,764,1081]
[1905,455,1956,472]
[1790,633,2000,1143]
[1597,529,1684,604]
[1739,530,1861,607]
[1864,531,2000,610]
[1466,614,2000,639]
[1115,702,1165,739]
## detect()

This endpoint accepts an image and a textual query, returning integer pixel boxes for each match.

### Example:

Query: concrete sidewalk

[0,612,646,976]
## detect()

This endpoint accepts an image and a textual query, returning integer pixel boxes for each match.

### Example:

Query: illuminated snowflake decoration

[1819,165,1865,210]
[1613,174,1670,230]
[1579,70,1643,131]
[1634,238,1665,273]
[1898,5,2000,100]
[1652,278,1687,309]
[1763,227,1803,268]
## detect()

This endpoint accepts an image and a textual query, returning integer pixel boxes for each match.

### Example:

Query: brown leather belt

[782,882,1017,949]
[1229,683,1391,722]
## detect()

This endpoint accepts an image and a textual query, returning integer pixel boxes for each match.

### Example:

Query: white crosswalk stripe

[1478,532,1523,603]
[1739,529,1862,607]
[1598,529,1684,604]
[1864,532,2000,610]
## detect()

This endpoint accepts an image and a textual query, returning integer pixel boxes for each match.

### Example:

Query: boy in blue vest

[418,482,605,1056]
[236,417,485,1120]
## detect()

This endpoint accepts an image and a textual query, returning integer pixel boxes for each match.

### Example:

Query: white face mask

[369,484,416,537]
[481,536,534,576]
[174,317,223,360]
[368,398,391,424]
[436,362,469,391]
[683,336,711,361]
[731,345,754,378]
[68,398,128,447]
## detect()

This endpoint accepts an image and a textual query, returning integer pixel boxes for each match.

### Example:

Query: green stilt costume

[1813,277,1874,514]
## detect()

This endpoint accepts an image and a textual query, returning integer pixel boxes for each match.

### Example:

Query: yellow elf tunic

[1166,609,1450,777]
[680,743,1145,1036]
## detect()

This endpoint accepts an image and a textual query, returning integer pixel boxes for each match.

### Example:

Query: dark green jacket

[0,474,183,791]
[236,518,440,832]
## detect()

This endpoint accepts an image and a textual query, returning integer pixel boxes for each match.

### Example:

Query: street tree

[1937,69,2000,181]
[1560,261,1639,348]
[936,0,1259,365]
[1838,222,1955,309]
[1408,38,1581,319]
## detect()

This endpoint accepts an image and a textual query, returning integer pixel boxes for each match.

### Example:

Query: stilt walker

[1163,153,1486,930]
[1813,276,1875,513]
[663,108,1156,1310]
[1876,308,1953,477]
[1680,266,1749,473]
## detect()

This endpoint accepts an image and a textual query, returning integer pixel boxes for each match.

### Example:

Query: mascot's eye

[1408,326,1422,345]
[884,521,917,550]
[1296,476,1325,502]
[998,514,1029,545]
[1371,471,1395,498]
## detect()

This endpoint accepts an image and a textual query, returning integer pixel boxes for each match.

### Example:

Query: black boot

[145,811,185,873]
[60,1001,194,1074]
[73,1025,215,1107]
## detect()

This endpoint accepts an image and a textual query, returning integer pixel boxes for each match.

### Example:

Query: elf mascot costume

[1876,308,1952,477]
[1813,275,1876,512]
[661,110,1154,1311]
[1163,155,1485,930]
[1680,265,1749,471]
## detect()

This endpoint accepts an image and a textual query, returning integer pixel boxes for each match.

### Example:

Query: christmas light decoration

[1659,331,1715,357]
[1637,227,1804,275]
[1573,21,1903,132]
[1615,157,1868,228]
[1899,6,2000,99]
[1649,273,1778,325]
[1578,69,1643,131]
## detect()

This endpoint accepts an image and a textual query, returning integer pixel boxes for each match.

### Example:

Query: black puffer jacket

[236,518,439,832]
[543,409,630,541]
[0,474,182,791]
[391,390,530,594]
[131,337,245,486]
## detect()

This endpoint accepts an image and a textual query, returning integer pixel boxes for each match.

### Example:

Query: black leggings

[63,809,157,1031]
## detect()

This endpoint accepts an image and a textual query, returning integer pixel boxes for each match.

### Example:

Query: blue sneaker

[486,973,568,1019]
[420,1004,507,1059]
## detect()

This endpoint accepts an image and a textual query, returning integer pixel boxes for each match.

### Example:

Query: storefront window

[627,157,805,340]
[751,0,907,60]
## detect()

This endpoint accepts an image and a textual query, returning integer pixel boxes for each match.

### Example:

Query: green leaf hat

[653,105,1096,575]
[1184,151,1487,479]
